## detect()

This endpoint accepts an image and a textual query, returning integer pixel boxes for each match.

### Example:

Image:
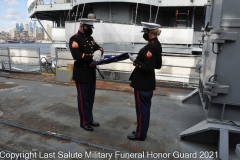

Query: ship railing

[0,47,45,74]
[0,47,10,71]
[29,0,72,12]
[54,48,200,87]
[0,46,199,87]
[67,20,193,29]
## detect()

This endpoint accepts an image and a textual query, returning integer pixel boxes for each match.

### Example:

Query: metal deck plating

[0,73,238,159]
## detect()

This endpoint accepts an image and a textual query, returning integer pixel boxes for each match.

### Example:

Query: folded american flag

[90,52,131,67]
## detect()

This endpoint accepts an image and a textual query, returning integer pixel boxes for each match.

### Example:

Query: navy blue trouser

[134,89,153,140]
[75,81,96,126]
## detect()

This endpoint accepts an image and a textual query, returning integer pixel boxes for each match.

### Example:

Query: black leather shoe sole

[90,122,100,127]
[80,125,94,131]
[127,135,145,141]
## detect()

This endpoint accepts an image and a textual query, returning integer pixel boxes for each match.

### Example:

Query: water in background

[0,43,51,54]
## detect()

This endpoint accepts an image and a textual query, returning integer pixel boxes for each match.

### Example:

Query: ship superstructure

[28,0,208,85]
[28,0,207,50]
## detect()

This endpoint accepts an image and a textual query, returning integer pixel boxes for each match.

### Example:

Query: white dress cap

[79,18,96,28]
[141,22,161,32]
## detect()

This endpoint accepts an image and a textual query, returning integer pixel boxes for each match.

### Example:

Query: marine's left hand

[128,53,137,62]
[92,50,102,61]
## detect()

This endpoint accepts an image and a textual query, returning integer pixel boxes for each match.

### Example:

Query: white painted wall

[65,22,193,45]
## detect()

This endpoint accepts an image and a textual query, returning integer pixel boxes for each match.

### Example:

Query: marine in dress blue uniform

[69,18,104,131]
[128,22,162,141]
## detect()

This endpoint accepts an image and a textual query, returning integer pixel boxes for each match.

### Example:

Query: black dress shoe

[132,131,147,138]
[127,135,145,141]
[90,122,100,127]
[80,125,94,131]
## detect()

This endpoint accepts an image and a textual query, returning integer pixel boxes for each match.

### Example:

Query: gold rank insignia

[72,41,79,48]
[146,50,152,58]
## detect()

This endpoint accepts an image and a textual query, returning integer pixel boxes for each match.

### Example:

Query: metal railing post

[38,48,42,73]
[55,47,58,75]
[7,47,11,71]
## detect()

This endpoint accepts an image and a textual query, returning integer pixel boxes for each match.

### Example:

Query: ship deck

[0,72,238,160]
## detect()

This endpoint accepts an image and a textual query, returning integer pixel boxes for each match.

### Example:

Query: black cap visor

[141,28,148,32]
[84,24,94,29]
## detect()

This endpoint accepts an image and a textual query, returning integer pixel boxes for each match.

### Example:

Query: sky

[0,0,51,32]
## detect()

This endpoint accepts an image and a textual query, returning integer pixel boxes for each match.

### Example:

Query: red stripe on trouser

[77,83,86,126]
[137,90,142,138]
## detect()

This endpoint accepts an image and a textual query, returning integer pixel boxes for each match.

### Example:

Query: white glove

[92,50,102,61]
[128,53,137,62]
[100,55,105,60]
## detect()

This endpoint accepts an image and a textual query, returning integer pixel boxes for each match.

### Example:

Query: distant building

[35,27,44,39]
[15,30,20,38]
[21,31,29,38]
[10,29,16,38]
[29,22,32,29]
[29,27,33,36]
[16,23,20,31]
[33,22,36,34]
[33,22,36,28]
[20,23,24,33]
[24,24,29,32]
[29,22,33,36]
[44,24,52,40]
[33,27,38,38]
[38,27,43,34]
[1,31,9,36]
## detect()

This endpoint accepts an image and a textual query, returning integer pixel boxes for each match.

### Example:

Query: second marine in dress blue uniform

[128,22,162,141]
[69,18,104,131]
